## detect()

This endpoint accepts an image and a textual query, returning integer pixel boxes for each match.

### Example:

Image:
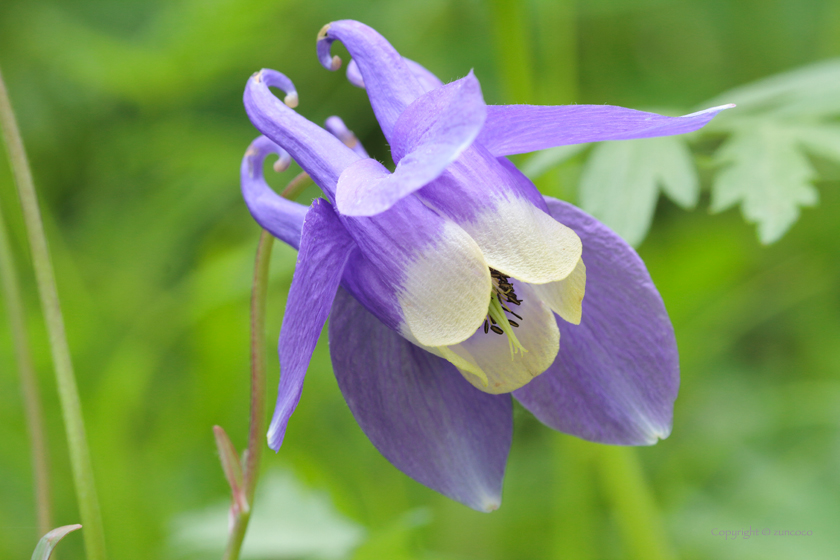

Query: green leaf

[798,125,840,163]
[697,58,840,244]
[702,58,840,121]
[579,136,698,246]
[711,121,823,244]
[212,425,248,515]
[31,524,82,560]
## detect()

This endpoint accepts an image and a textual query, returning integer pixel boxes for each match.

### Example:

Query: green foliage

[30,525,82,560]
[534,58,840,247]
[705,59,840,243]
[710,120,821,244]
[579,135,698,247]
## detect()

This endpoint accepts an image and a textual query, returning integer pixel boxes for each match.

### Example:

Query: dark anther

[486,267,526,334]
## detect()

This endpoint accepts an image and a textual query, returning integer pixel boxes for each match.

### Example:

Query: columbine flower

[240,20,730,512]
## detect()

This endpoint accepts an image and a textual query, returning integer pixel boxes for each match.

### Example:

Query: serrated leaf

[711,121,820,244]
[579,135,698,246]
[702,58,840,121]
[798,125,840,163]
[31,524,82,560]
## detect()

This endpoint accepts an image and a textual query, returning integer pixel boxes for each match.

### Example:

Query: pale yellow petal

[398,221,492,347]
[460,196,582,284]
[530,257,586,324]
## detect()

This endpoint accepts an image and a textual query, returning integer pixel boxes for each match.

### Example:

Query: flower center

[484,269,527,356]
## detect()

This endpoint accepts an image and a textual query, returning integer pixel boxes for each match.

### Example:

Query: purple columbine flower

[240,20,731,512]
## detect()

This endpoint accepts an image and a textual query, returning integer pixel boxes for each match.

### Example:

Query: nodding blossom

[240,20,731,511]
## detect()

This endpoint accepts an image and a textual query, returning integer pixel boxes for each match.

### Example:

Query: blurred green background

[2,0,840,558]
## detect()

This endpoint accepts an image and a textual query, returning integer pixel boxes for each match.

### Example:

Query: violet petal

[336,72,487,216]
[478,104,734,157]
[346,57,443,94]
[513,197,679,445]
[267,200,356,450]
[318,20,425,141]
[244,69,360,201]
[240,136,309,249]
[329,287,512,512]
[324,116,369,158]
[246,67,489,344]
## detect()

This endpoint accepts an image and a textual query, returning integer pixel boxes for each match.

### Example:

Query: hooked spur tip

[317,23,342,70]
[317,23,332,41]
[273,156,291,173]
[283,91,299,108]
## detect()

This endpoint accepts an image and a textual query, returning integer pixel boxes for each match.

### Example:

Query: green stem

[223,228,274,560]
[488,0,535,104]
[280,171,313,200]
[598,446,675,560]
[244,230,273,504]
[0,199,52,537]
[0,67,107,560]
[532,0,578,198]
[552,435,596,559]
[534,0,578,105]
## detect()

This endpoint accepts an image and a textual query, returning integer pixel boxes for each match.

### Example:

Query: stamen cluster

[484,268,523,335]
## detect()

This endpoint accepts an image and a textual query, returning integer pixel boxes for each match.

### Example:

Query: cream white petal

[531,257,586,325]
[398,220,492,347]
[468,195,582,285]
[419,282,560,394]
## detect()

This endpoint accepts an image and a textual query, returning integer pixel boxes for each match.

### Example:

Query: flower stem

[280,171,313,200]
[0,199,52,537]
[222,228,274,560]
[0,66,107,560]
[245,230,273,505]
[597,446,675,560]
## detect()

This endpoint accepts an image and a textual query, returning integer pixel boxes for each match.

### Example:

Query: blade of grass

[0,66,107,560]
[598,446,675,560]
[489,0,535,104]
[30,524,82,560]
[553,435,597,559]
[0,198,52,537]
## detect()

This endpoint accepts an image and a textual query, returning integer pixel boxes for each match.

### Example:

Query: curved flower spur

[240,20,731,511]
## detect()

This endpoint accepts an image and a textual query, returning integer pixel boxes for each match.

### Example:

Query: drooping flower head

[241,20,731,511]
